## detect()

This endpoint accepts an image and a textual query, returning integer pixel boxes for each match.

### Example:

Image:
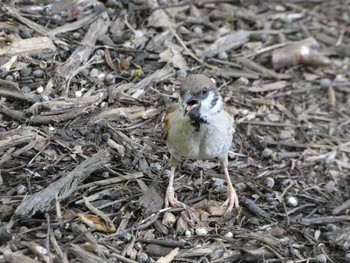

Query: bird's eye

[202,87,208,95]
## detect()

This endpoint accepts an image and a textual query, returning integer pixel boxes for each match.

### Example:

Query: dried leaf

[105,47,117,71]
[76,213,116,233]
[159,43,188,69]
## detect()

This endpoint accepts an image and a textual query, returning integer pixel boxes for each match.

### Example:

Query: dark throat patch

[188,105,208,132]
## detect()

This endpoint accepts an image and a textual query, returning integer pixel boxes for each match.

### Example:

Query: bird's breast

[166,109,234,160]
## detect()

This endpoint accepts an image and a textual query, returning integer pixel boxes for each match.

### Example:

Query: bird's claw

[165,187,187,209]
[221,185,240,218]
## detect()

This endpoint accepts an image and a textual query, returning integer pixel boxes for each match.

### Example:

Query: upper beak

[182,93,198,116]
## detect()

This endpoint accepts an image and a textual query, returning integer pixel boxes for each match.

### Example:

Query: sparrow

[162,74,239,216]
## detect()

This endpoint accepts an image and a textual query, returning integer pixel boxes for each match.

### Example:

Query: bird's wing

[161,104,178,140]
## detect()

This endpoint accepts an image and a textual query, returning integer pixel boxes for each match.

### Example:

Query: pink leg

[165,166,187,209]
[222,167,239,215]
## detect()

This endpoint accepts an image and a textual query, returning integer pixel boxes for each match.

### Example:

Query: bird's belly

[167,125,231,160]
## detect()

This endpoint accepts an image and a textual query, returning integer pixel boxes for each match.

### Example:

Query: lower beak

[182,93,198,116]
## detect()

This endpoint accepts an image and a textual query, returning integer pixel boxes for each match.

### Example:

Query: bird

[162,74,239,216]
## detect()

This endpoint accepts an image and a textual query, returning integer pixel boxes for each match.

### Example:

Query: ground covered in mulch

[0,0,350,262]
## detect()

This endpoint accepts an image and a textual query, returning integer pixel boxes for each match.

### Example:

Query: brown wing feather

[161,104,178,140]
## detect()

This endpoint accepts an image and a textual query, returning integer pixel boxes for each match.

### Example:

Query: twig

[166,22,217,70]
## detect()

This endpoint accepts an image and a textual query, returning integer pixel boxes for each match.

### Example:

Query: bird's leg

[165,157,187,209]
[221,158,239,215]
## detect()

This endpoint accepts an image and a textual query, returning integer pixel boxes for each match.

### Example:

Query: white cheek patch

[210,78,216,84]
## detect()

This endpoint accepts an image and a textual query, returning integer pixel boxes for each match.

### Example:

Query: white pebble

[236,77,249,86]
[224,231,233,238]
[240,109,249,116]
[162,212,176,228]
[335,74,344,82]
[75,90,82,98]
[195,228,208,236]
[90,68,99,78]
[185,230,192,237]
[320,78,331,88]
[218,51,228,60]
[134,30,143,38]
[316,254,327,263]
[286,196,298,207]
[345,253,350,263]
[193,26,203,35]
[17,184,28,195]
[264,177,275,189]
[122,41,135,49]
[36,86,44,94]
[261,148,273,158]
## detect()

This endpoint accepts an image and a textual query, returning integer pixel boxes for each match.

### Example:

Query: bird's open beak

[182,93,198,116]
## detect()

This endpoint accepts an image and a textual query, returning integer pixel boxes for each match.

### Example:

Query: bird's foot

[222,185,240,218]
[165,187,187,209]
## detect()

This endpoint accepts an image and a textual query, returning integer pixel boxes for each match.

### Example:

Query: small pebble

[122,232,132,242]
[101,171,109,179]
[316,254,327,263]
[326,224,338,232]
[65,235,74,241]
[345,253,350,263]
[239,109,249,116]
[64,223,71,230]
[286,196,298,207]
[335,74,343,82]
[135,30,143,38]
[143,231,155,240]
[39,61,47,69]
[138,252,148,263]
[264,177,275,189]
[52,14,62,21]
[122,41,135,49]
[72,32,81,39]
[54,229,62,239]
[36,86,44,94]
[75,90,82,98]
[193,26,203,35]
[275,4,286,11]
[195,228,208,236]
[95,49,105,58]
[134,242,142,251]
[264,192,274,202]
[17,184,28,195]
[12,71,19,80]
[293,104,303,115]
[105,73,115,84]
[224,231,233,238]
[21,86,31,93]
[90,68,99,78]
[236,76,249,86]
[41,95,49,102]
[176,216,189,233]
[33,69,44,78]
[185,230,192,237]
[218,51,228,60]
[320,78,331,88]
[262,148,273,158]
[5,75,13,81]
[162,212,176,228]
[80,68,89,76]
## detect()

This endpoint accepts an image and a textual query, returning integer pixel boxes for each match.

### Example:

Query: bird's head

[179,74,222,118]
